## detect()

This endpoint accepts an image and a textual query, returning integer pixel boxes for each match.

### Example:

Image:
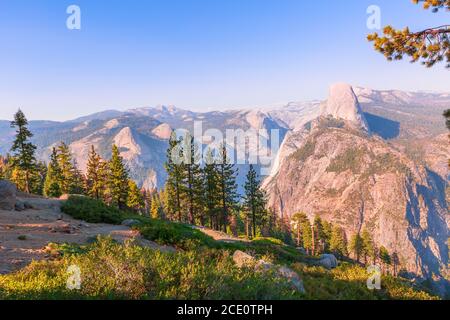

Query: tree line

[161,132,270,238]
[291,212,400,275]
[1,110,147,213]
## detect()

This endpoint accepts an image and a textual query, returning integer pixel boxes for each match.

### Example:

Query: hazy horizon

[1,0,449,121]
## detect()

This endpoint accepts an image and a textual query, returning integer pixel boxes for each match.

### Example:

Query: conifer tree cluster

[164,132,241,232]
[290,211,399,274]
[2,109,148,214]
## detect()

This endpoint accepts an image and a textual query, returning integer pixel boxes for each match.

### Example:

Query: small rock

[121,219,142,227]
[23,201,33,209]
[233,250,306,294]
[277,266,305,294]
[15,200,25,211]
[232,250,256,268]
[49,222,72,234]
[317,254,338,269]
[0,180,17,211]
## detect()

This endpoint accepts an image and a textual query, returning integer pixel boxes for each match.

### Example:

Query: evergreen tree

[361,229,376,265]
[141,188,152,216]
[43,147,62,198]
[109,144,130,209]
[9,110,37,193]
[55,142,84,194]
[313,216,326,255]
[181,134,204,224]
[0,155,6,179]
[301,220,313,255]
[164,132,184,221]
[127,179,144,212]
[150,193,164,219]
[379,246,392,274]
[86,145,106,200]
[216,143,238,233]
[291,212,308,247]
[321,220,333,253]
[203,148,221,229]
[330,225,348,258]
[349,233,364,263]
[243,164,267,238]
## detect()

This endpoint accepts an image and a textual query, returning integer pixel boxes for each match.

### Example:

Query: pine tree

[164,132,184,221]
[330,225,348,258]
[43,147,62,198]
[0,155,6,179]
[109,144,130,209]
[379,246,392,274]
[9,110,37,193]
[86,145,106,200]
[150,193,164,219]
[181,133,204,225]
[216,143,238,233]
[243,164,267,238]
[55,142,84,194]
[349,233,364,263]
[203,148,221,229]
[361,229,376,265]
[291,212,308,247]
[313,216,327,255]
[301,220,313,255]
[127,179,144,213]
[321,220,333,253]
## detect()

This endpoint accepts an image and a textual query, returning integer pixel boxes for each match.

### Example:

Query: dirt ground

[0,199,174,274]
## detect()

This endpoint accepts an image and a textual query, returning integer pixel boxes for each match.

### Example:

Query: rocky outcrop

[317,254,338,270]
[232,250,306,294]
[264,117,449,295]
[321,83,369,132]
[0,180,17,211]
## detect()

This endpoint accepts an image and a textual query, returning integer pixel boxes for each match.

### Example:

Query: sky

[0,0,449,121]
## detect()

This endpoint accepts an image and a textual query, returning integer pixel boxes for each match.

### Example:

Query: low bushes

[61,196,123,224]
[0,237,300,300]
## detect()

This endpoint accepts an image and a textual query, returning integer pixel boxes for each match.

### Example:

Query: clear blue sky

[0,0,448,121]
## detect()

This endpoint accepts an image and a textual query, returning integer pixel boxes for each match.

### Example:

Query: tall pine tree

[85,145,107,200]
[164,132,184,221]
[43,147,62,198]
[349,233,364,263]
[216,143,238,233]
[203,148,221,229]
[243,164,267,238]
[127,179,144,213]
[109,144,130,209]
[10,110,37,193]
[330,225,348,258]
[181,133,204,224]
[55,142,83,194]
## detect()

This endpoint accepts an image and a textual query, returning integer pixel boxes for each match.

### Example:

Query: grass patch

[0,237,301,300]
[292,263,438,300]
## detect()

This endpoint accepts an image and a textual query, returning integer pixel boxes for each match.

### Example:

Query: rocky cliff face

[264,85,449,295]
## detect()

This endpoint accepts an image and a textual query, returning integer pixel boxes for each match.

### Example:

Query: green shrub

[252,237,285,246]
[291,263,438,300]
[61,196,124,224]
[137,220,219,250]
